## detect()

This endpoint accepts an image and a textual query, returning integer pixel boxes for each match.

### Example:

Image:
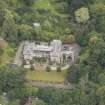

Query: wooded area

[0,0,105,105]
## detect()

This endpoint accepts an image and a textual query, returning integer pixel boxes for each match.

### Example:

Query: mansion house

[22,40,75,69]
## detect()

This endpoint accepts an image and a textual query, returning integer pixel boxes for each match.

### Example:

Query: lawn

[26,70,67,83]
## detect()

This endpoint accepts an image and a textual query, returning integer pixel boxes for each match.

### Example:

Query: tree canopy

[0,0,105,105]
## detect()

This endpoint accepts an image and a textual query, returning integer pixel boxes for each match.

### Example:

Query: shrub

[63,35,75,44]
[46,65,51,72]
[57,66,61,72]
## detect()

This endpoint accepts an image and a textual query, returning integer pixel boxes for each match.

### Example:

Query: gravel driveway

[28,81,75,90]
[14,42,24,66]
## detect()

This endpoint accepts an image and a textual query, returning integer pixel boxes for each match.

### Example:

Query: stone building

[22,40,75,69]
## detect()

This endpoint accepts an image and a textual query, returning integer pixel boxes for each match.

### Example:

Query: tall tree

[75,7,90,24]
[1,10,18,42]
[0,1,7,27]
[0,66,26,93]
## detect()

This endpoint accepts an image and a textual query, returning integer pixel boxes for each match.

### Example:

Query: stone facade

[22,40,74,69]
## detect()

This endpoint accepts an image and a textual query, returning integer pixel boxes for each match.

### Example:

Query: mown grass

[26,70,67,83]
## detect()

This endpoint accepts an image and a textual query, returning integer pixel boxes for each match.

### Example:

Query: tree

[1,9,18,42]
[0,0,7,27]
[0,45,4,56]
[96,86,105,105]
[90,3,105,33]
[42,20,52,31]
[67,0,92,12]
[0,45,4,63]
[18,24,33,40]
[63,35,75,44]
[0,66,26,93]
[31,99,47,105]
[75,7,90,23]
[19,0,35,6]
[37,88,71,105]
[98,72,105,86]
[90,3,105,17]
[89,36,105,67]
[78,34,105,83]
[66,65,80,84]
